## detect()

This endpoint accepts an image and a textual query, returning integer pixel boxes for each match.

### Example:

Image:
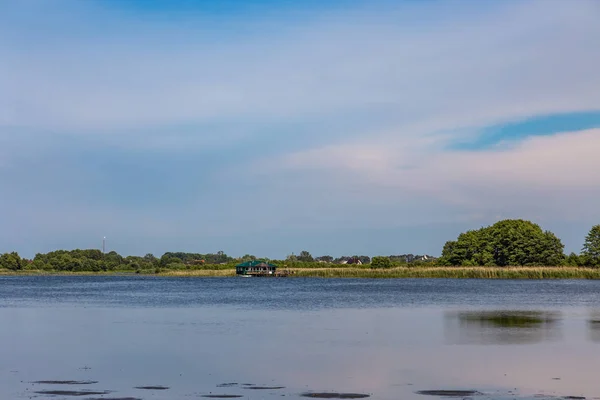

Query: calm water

[1,277,600,400]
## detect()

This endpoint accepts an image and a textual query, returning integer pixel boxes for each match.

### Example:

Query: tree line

[0,248,435,272]
[1,220,599,271]
[0,249,234,272]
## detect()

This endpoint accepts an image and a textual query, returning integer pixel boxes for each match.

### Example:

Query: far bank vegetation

[1,221,600,277]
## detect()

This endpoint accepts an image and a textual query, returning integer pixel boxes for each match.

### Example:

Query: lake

[1,276,599,400]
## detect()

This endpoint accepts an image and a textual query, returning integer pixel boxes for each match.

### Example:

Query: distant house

[341,257,362,265]
[235,260,278,276]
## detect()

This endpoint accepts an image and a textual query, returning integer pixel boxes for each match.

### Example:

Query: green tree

[297,250,314,262]
[565,252,582,266]
[439,228,493,266]
[104,251,123,270]
[371,256,392,269]
[582,225,600,267]
[143,253,158,265]
[440,219,565,266]
[316,255,333,263]
[0,252,24,271]
[160,253,181,267]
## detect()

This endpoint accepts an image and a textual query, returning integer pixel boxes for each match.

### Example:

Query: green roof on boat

[235,260,278,268]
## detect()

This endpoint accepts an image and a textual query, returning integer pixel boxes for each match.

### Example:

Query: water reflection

[587,310,600,343]
[444,310,562,345]
[4,278,600,400]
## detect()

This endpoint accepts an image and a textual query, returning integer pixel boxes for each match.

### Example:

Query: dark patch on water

[34,389,112,396]
[217,383,239,387]
[33,380,98,385]
[202,395,244,398]
[85,398,141,400]
[301,393,370,399]
[564,397,585,400]
[416,390,482,397]
[135,385,169,390]
[245,386,285,390]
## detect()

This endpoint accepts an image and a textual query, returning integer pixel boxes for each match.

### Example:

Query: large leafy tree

[582,225,600,266]
[439,219,565,266]
[0,252,24,271]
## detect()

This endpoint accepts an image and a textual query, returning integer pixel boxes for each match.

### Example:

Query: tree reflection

[444,310,562,345]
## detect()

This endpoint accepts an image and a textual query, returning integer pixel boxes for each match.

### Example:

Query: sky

[1,0,600,258]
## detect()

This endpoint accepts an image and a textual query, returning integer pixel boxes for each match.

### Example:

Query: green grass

[2,266,600,279]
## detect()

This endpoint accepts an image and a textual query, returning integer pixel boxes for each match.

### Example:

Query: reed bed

[158,269,236,277]
[288,266,600,279]
[151,266,600,279]
[3,266,599,279]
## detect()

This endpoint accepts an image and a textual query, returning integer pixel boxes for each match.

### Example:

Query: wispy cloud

[1,0,599,256]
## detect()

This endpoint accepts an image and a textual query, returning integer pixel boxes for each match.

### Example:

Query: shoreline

[2,266,600,279]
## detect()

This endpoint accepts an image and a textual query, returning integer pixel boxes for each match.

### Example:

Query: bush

[371,256,392,269]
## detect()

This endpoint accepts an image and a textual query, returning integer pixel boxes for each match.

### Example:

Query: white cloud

[260,128,600,224]
[2,0,599,141]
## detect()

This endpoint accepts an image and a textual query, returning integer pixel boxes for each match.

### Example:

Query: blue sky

[1,0,600,258]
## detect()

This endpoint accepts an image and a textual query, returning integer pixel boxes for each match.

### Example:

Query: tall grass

[288,266,600,279]
[3,266,600,279]
[146,266,600,279]
[159,269,235,277]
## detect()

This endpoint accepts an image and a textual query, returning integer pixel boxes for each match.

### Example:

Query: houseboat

[235,260,289,277]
